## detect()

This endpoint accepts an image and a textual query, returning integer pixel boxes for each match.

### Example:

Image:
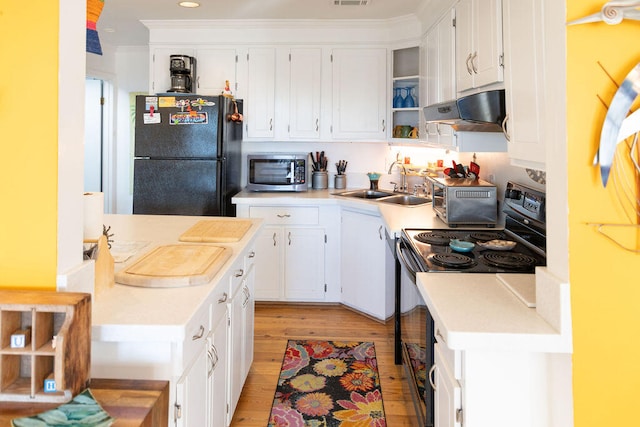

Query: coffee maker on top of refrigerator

[167,55,196,93]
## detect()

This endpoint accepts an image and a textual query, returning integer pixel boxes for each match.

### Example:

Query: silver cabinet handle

[315,118,319,131]
[235,269,244,278]
[277,213,291,218]
[382,119,386,132]
[192,325,205,340]
[211,345,219,371]
[378,225,383,240]
[249,251,256,258]
[428,364,437,391]
[471,51,478,74]
[465,53,473,75]
[269,118,273,131]
[218,292,228,303]
[272,232,277,246]
[288,231,292,246]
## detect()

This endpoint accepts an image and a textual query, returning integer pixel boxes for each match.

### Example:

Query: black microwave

[246,153,308,192]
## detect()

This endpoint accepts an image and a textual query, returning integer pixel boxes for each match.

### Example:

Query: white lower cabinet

[242,206,326,302]
[175,337,209,427]
[227,251,255,423]
[434,342,462,427]
[208,302,229,427]
[432,321,554,427]
[340,209,393,321]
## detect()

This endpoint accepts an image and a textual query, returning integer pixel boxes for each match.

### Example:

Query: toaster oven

[431,177,497,227]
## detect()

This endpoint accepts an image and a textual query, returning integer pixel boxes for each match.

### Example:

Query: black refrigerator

[133,95,243,216]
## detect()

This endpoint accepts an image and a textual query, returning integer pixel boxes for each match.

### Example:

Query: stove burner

[415,232,458,246]
[429,253,475,268]
[469,232,504,242]
[481,251,538,270]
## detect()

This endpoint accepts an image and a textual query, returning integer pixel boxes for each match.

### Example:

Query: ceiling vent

[333,0,370,6]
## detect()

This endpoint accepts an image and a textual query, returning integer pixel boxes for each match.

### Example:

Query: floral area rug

[268,340,386,427]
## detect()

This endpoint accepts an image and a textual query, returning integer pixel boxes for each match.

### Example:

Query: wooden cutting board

[115,244,232,288]
[179,219,253,243]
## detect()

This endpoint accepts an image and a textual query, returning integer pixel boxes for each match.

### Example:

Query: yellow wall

[0,2,59,290]
[567,1,640,426]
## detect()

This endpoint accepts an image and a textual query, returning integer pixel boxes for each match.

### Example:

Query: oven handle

[396,239,418,282]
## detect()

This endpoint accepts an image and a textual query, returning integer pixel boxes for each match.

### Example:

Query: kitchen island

[90,214,263,427]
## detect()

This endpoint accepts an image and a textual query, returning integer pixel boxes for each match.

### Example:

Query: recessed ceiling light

[178,1,200,7]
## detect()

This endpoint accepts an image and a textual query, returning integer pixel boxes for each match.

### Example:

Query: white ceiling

[97,0,426,47]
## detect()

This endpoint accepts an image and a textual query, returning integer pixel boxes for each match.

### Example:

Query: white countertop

[232,188,504,234]
[91,214,262,342]
[417,272,571,353]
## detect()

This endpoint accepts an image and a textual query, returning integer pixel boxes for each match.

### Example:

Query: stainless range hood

[423,89,506,132]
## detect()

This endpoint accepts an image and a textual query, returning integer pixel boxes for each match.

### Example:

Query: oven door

[396,237,434,427]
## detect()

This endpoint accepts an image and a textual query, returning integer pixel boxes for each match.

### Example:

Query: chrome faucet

[388,160,408,192]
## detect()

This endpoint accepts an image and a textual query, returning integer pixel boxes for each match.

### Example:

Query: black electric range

[395,181,546,427]
[401,180,547,274]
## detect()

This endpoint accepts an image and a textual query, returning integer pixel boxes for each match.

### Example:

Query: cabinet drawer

[182,303,210,369]
[249,206,319,225]
[434,322,461,379]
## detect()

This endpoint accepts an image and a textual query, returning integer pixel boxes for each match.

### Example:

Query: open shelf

[392,47,420,138]
[0,291,90,403]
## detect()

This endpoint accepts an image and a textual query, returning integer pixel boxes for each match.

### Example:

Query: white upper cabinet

[423,9,456,148]
[288,48,322,140]
[194,47,237,96]
[455,0,504,93]
[243,47,322,141]
[245,47,277,139]
[150,47,194,94]
[502,0,546,169]
[331,48,387,140]
[149,47,237,96]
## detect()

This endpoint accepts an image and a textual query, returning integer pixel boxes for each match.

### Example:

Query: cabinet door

[331,48,387,140]
[438,10,456,103]
[425,11,456,148]
[289,48,322,139]
[150,47,195,94]
[455,0,503,92]
[195,48,237,96]
[284,228,325,301]
[434,343,462,427]
[455,0,474,93]
[175,343,208,427]
[246,47,276,138]
[241,263,255,383]
[209,311,228,427]
[502,0,546,168]
[253,226,283,300]
[473,0,503,88]
[227,285,244,419]
[340,210,387,320]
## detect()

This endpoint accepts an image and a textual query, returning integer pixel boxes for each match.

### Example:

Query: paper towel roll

[83,192,104,241]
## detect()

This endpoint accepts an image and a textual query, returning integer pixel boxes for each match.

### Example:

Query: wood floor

[230,303,417,426]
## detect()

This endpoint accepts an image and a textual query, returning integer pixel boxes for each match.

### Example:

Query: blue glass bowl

[449,239,475,252]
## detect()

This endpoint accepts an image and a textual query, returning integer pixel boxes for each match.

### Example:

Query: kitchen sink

[336,189,396,199]
[379,194,432,206]
[335,189,431,207]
